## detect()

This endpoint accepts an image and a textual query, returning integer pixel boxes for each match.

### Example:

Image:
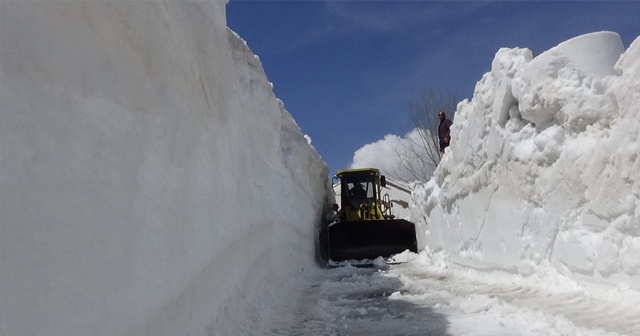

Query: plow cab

[327,168,418,265]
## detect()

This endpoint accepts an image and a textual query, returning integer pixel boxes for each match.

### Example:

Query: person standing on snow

[438,111,452,153]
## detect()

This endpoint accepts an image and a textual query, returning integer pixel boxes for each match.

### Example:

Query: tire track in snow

[267,265,450,336]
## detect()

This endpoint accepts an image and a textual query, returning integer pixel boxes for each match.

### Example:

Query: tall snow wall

[413,32,640,288]
[0,2,330,335]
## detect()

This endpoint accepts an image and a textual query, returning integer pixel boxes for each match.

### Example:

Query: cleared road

[268,254,640,336]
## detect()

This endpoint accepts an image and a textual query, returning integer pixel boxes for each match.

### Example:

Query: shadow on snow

[270,265,451,336]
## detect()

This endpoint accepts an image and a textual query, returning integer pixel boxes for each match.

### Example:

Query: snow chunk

[513,31,624,130]
[413,31,640,290]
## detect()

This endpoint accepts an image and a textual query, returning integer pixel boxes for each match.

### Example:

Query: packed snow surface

[269,252,640,335]
[412,31,640,289]
[1,2,330,335]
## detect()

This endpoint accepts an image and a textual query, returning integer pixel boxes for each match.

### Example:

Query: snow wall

[0,2,331,336]
[413,32,640,289]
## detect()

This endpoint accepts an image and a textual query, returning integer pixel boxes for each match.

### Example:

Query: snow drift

[0,2,330,336]
[413,32,640,288]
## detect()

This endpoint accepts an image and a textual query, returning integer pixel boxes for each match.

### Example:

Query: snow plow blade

[328,219,417,262]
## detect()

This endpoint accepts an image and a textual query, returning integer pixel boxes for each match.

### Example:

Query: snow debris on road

[271,252,640,335]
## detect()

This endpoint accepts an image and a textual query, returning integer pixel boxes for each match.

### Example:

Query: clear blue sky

[227,1,638,175]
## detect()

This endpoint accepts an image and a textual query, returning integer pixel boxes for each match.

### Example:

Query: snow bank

[0,2,330,336]
[413,32,640,288]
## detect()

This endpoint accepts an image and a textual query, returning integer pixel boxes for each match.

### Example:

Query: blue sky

[227,1,639,175]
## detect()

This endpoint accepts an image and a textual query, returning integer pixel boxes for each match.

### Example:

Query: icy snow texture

[413,32,640,288]
[0,2,330,336]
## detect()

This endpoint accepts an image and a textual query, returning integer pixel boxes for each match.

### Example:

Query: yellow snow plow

[327,168,417,264]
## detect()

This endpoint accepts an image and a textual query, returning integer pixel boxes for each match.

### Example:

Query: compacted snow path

[268,262,450,336]
[269,253,640,336]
